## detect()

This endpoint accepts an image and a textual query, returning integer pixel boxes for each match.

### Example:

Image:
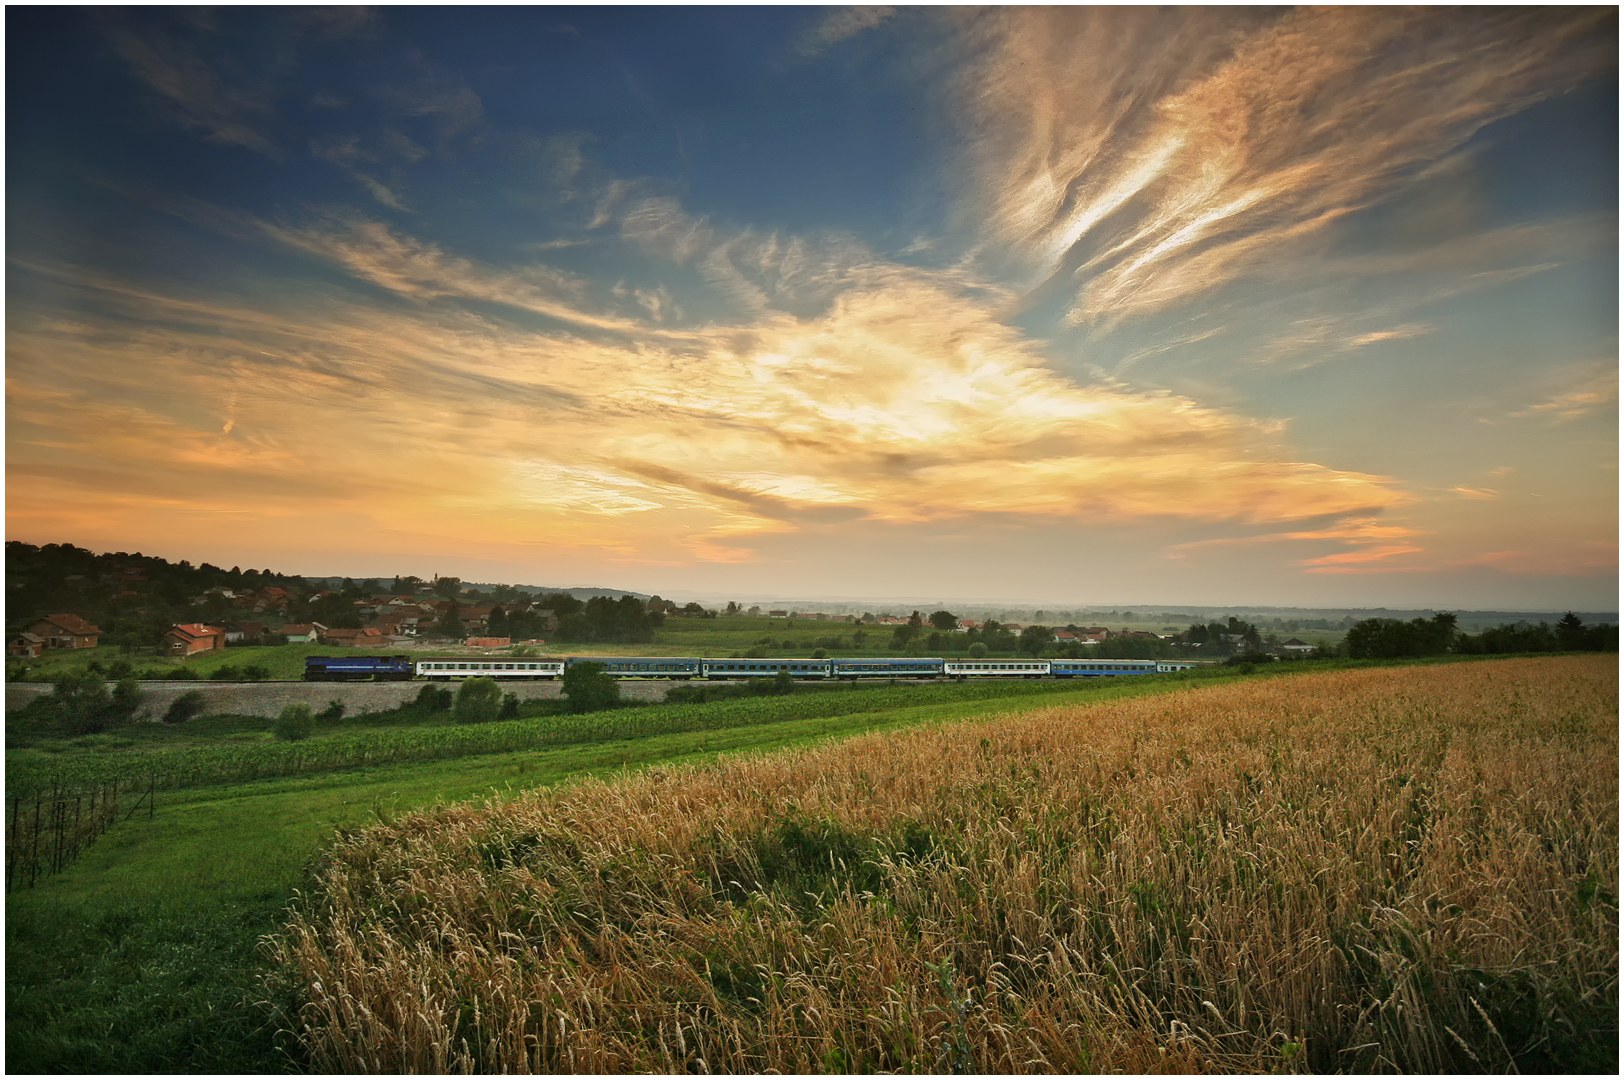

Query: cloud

[1511,365,1619,422]
[104,20,282,158]
[8,235,1418,572]
[1447,544,1618,576]
[953,7,1615,325]
[797,6,896,57]
[259,214,684,335]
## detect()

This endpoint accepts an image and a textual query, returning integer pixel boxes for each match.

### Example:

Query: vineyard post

[6,798,16,892]
[30,795,42,888]
[52,789,64,875]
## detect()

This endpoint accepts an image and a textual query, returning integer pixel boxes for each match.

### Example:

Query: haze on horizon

[6,7,1618,611]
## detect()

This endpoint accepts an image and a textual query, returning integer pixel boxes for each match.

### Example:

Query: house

[1280,637,1317,654]
[164,624,225,656]
[27,614,103,650]
[319,627,394,648]
[374,615,419,637]
[956,619,979,632]
[277,623,326,644]
[8,633,44,659]
[220,621,269,645]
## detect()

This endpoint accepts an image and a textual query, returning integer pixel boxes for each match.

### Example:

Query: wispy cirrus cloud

[954,6,1615,326]
[104,20,283,158]
[7,217,1414,567]
[796,6,896,57]
[1511,364,1619,422]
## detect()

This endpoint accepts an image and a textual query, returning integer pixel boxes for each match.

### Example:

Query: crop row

[4,677,1136,797]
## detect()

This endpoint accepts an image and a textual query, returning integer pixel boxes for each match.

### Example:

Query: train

[302,655,1203,682]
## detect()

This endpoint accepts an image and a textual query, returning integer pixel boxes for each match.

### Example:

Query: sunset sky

[7,6,1618,609]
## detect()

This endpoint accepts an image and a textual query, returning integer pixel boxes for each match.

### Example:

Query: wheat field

[268,656,1617,1073]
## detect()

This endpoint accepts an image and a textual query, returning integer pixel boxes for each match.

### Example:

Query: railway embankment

[4,678,675,719]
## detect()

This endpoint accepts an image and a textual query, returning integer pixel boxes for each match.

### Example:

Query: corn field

[7,675,1140,798]
[271,656,1617,1073]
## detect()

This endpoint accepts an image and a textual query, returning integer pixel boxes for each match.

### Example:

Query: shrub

[44,671,115,735]
[163,690,207,725]
[241,665,270,682]
[107,678,145,724]
[453,677,503,724]
[499,693,520,719]
[317,700,346,723]
[273,705,315,741]
[415,684,454,712]
[561,662,619,714]
[211,665,242,681]
[968,643,989,659]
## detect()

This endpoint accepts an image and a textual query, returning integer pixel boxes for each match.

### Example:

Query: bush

[561,662,620,714]
[968,643,989,659]
[47,671,112,735]
[415,684,453,712]
[163,690,207,725]
[241,665,270,682]
[317,700,346,723]
[499,693,520,719]
[211,665,241,681]
[107,678,145,724]
[453,677,503,724]
[273,705,314,741]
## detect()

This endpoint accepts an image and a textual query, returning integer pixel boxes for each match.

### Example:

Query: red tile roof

[37,613,102,636]
[168,624,224,641]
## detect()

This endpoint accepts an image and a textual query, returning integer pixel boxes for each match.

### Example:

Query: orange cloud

[954,7,1613,324]
[7,248,1414,567]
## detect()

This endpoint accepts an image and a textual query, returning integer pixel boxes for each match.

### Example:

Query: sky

[6,6,1618,610]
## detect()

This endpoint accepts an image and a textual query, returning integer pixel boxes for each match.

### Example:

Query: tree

[1019,625,1054,657]
[453,677,503,724]
[1556,611,1586,650]
[273,704,314,741]
[437,601,465,640]
[433,576,463,598]
[488,606,509,638]
[968,642,989,659]
[1344,613,1458,659]
[929,610,958,632]
[392,574,427,594]
[561,661,620,713]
